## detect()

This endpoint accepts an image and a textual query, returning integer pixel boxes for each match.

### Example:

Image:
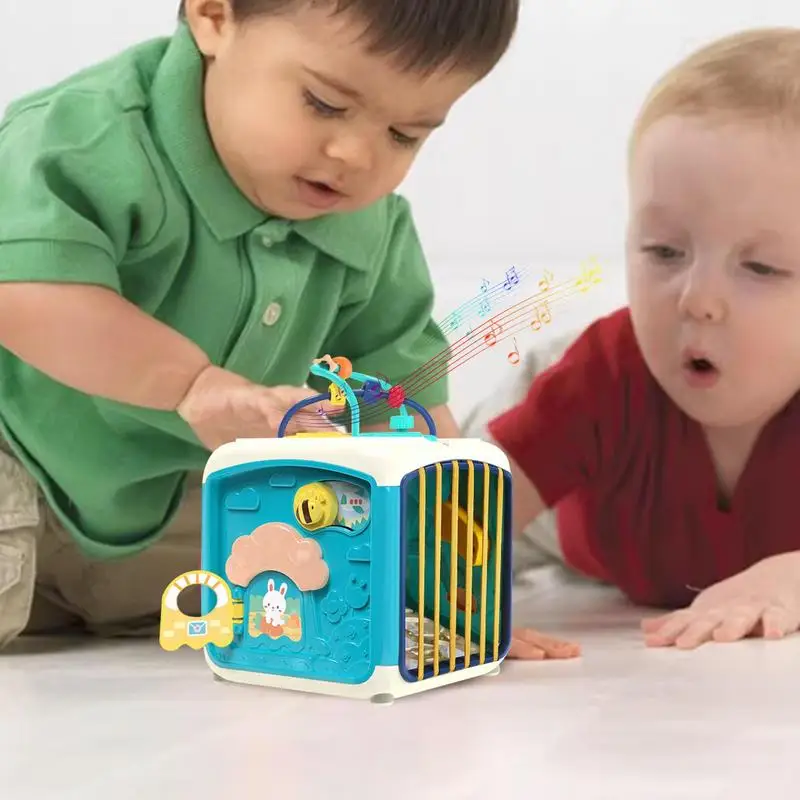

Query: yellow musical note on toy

[328,383,346,406]
[159,570,242,651]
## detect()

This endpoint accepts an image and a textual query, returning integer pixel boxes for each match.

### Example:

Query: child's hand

[508,627,581,660]
[642,553,800,649]
[177,365,337,450]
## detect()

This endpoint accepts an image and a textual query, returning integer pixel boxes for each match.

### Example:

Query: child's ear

[183,0,236,58]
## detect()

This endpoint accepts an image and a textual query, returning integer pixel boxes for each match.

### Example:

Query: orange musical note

[483,318,503,348]
[507,338,520,365]
[530,303,552,332]
[539,269,554,294]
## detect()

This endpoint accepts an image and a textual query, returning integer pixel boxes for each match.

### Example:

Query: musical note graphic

[503,267,520,291]
[483,318,504,348]
[507,337,520,365]
[441,311,462,335]
[575,259,602,293]
[436,267,531,338]
[530,303,552,332]
[477,278,492,317]
[304,259,605,430]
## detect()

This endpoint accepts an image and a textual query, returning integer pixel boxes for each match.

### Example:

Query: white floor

[3,565,799,800]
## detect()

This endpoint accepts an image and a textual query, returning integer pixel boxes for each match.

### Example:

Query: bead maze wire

[294,261,603,429]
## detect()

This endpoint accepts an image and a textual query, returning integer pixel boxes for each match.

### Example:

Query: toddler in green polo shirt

[0,0,519,648]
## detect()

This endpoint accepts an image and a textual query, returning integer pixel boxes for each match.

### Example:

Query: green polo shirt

[0,24,449,560]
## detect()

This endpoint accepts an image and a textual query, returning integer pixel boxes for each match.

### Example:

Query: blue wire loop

[277,361,436,438]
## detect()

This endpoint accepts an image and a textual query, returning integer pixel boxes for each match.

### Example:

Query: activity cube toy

[159,356,513,702]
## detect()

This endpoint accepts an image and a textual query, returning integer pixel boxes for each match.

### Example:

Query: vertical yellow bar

[464,461,475,668]
[479,463,490,665]
[448,461,459,672]
[433,464,443,676]
[493,469,505,662]
[417,468,426,681]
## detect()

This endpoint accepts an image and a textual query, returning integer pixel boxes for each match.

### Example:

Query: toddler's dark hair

[178,0,518,76]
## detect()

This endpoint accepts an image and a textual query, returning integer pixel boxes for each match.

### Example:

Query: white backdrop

[3,0,798,417]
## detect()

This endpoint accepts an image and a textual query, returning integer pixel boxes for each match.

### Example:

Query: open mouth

[682,350,720,386]
[686,356,716,374]
[301,178,343,196]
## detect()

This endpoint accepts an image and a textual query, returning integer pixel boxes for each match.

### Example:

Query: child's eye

[304,90,346,117]
[743,261,782,277]
[641,244,683,262]
[390,128,419,148]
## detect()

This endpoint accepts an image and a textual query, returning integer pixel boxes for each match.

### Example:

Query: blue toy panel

[399,460,513,681]
[202,460,382,685]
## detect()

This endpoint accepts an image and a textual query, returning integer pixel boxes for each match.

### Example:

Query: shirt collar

[150,24,387,271]
[293,201,389,273]
[149,24,266,241]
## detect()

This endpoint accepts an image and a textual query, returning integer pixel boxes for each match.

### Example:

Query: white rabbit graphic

[262,579,288,627]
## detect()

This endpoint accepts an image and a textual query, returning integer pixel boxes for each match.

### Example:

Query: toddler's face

[626,115,800,431]
[192,4,476,219]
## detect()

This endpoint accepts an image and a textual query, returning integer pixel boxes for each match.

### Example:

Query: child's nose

[678,271,726,323]
[324,134,374,172]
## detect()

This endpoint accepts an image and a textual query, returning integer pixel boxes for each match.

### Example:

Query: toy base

[204,653,503,701]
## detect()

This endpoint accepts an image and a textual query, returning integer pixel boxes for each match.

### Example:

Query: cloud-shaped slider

[225,522,329,590]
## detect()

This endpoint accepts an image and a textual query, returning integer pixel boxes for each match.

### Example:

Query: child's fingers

[759,606,800,640]
[508,638,547,660]
[643,609,694,647]
[711,604,763,643]
[509,627,581,660]
[274,386,350,425]
[673,614,729,649]
[640,614,672,633]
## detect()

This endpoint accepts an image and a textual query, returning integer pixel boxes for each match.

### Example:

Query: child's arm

[507,454,547,538]
[0,281,333,448]
[0,282,210,409]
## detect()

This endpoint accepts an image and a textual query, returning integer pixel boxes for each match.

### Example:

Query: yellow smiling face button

[293,482,339,531]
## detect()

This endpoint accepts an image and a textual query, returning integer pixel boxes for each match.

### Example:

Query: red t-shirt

[487,306,800,609]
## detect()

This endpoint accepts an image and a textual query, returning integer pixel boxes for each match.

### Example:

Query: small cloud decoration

[224,488,260,512]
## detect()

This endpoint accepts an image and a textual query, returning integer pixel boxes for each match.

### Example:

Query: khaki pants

[461,331,579,575]
[0,440,202,649]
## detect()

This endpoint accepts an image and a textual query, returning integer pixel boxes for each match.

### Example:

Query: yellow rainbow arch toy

[159,570,243,651]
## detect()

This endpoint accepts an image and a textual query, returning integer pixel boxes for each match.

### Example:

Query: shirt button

[261,234,273,247]
[261,302,282,326]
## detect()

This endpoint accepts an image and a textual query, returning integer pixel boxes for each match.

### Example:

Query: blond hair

[630,28,800,153]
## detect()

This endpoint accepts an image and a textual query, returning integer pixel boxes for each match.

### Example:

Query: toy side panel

[202,459,383,685]
[399,460,513,681]
[369,486,402,667]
